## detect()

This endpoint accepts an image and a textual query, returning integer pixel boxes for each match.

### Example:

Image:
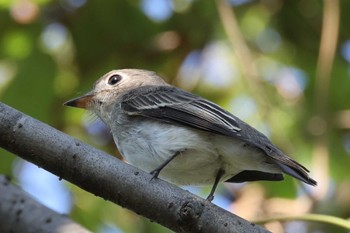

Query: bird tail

[275,159,317,186]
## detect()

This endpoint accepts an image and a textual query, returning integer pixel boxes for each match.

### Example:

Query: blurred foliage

[1,0,350,232]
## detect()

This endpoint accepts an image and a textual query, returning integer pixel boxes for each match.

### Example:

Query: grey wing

[121,85,241,137]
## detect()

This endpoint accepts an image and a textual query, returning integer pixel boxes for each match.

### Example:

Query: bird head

[64,69,167,109]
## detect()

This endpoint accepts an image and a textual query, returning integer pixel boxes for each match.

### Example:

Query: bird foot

[150,169,160,181]
[206,194,214,202]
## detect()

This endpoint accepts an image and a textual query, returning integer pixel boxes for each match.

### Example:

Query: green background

[1,0,349,232]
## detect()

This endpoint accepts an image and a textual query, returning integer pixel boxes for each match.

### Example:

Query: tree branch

[0,101,269,233]
[0,175,92,233]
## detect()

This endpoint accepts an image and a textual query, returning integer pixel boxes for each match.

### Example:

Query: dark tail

[275,160,317,186]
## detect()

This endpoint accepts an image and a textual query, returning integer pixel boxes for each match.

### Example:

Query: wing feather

[121,85,241,136]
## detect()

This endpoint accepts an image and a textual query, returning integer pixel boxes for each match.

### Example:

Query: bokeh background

[1,0,350,232]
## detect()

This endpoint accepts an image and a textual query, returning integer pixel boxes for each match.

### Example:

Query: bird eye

[107,74,122,85]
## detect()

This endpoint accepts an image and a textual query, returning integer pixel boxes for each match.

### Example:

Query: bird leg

[206,168,225,201]
[150,150,183,180]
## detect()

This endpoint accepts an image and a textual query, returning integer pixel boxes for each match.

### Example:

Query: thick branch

[0,175,92,233]
[0,102,269,233]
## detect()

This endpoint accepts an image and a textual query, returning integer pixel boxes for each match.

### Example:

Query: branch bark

[0,101,269,233]
[0,175,92,233]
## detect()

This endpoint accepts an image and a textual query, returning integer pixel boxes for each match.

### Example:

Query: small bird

[64,69,317,201]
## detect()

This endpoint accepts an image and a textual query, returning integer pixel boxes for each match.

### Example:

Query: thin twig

[253,214,350,230]
[311,0,340,200]
[215,0,269,112]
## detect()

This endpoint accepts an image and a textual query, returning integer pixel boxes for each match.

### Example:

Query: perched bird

[64,69,317,201]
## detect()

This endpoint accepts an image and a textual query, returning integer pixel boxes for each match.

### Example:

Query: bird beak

[64,93,94,109]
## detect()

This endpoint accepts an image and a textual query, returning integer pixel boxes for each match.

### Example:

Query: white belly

[113,119,280,185]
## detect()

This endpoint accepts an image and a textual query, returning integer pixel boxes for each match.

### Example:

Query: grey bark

[0,175,92,233]
[0,101,270,233]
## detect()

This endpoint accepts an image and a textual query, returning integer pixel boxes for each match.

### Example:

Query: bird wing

[121,85,241,137]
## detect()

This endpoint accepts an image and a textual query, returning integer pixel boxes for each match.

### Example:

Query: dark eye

[108,74,122,85]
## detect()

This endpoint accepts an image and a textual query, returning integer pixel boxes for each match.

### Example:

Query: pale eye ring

[108,74,122,85]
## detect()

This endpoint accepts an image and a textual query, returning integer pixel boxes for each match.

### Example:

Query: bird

[64,69,317,201]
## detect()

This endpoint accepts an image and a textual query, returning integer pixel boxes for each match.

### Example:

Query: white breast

[112,117,280,185]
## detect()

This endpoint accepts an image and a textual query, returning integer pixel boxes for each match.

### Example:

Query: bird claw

[206,194,214,202]
[150,169,160,181]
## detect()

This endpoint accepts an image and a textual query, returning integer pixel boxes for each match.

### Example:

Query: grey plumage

[121,85,316,186]
[64,69,317,200]
[122,86,241,136]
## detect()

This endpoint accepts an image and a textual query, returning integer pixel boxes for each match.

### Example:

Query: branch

[0,102,269,233]
[311,0,340,200]
[0,175,92,233]
[253,214,350,230]
[215,0,269,109]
